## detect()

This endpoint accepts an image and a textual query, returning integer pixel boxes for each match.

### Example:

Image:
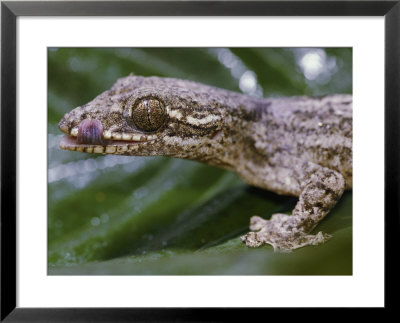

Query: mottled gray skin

[59,75,352,252]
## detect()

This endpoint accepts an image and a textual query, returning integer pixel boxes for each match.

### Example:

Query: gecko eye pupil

[130,98,166,132]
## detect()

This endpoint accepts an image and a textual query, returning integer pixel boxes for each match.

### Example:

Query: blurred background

[48,48,352,275]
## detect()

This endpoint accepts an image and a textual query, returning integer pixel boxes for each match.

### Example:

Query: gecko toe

[249,216,268,231]
[241,232,263,248]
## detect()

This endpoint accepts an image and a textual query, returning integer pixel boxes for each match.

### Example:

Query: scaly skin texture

[59,75,352,252]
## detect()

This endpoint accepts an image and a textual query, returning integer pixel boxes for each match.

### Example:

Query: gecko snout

[58,117,69,135]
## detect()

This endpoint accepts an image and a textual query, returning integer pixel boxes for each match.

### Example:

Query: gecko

[58,75,352,252]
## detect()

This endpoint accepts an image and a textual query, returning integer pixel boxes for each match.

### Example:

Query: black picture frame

[1,1,398,321]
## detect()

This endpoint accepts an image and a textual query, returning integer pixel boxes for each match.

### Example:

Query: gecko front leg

[241,162,346,252]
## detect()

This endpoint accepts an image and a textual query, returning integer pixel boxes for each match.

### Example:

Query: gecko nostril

[58,118,69,134]
[77,119,105,145]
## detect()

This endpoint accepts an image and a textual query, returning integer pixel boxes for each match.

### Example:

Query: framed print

[1,0,399,320]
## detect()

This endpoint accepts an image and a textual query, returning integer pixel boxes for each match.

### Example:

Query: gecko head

[59,75,232,165]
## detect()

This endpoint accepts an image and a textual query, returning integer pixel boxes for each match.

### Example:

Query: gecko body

[59,75,352,251]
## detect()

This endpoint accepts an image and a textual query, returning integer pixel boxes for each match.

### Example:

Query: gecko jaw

[59,119,157,153]
[59,135,157,154]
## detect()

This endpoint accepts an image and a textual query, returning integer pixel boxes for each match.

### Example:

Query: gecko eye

[128,97,167,132]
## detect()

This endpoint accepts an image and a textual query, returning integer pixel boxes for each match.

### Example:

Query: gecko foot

[241,214,332,252]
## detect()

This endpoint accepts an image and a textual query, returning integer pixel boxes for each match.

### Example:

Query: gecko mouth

[59,119,157,153]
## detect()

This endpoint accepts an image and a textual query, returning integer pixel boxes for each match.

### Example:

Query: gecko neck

[194,96,272,172]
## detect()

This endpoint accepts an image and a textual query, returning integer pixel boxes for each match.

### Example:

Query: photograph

[48,47,353,275]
